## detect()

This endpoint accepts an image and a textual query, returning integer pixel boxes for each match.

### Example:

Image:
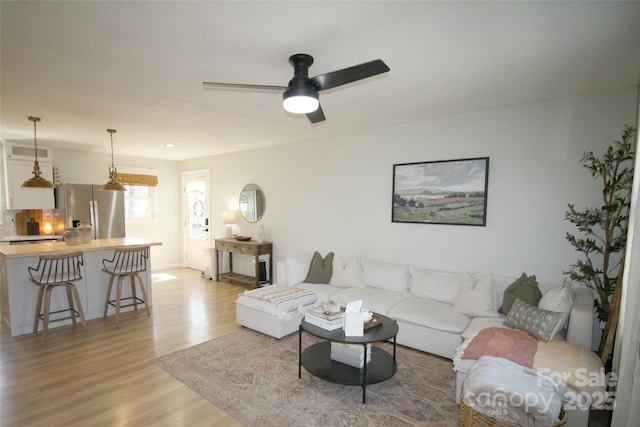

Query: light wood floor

[2,267,611,427]
[0,268,246,427]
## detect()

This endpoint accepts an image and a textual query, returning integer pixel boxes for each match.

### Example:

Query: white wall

[181,86,638,283]
[52,149,182,269]
[48,86,637,279]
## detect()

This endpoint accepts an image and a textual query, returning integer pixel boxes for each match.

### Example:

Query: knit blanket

[242,284,317,313]
[463,355,566,427]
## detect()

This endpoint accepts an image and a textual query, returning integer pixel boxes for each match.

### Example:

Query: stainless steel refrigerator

[55,184,126,239]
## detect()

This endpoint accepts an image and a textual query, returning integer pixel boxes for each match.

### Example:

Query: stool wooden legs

[104,273,151,325]
[34,286,45,333]
[33,282,87,342]
[103,275,116,318]
[67,284,87,332]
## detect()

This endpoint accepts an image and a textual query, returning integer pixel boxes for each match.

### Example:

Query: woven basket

[459,389,567,427]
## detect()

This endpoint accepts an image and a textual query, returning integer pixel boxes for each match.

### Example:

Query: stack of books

[330,342,372,368]
[305,306,344,331]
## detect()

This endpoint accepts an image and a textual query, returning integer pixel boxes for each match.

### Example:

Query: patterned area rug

[153,328,459,426]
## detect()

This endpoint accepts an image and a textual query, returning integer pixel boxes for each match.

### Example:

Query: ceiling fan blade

[203,82,287,91]
[309,59,389,91]
[306,104,326,123]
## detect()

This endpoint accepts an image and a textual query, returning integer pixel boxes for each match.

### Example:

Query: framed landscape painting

[392,157,489,226]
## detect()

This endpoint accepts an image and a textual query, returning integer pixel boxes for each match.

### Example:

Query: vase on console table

[258,225,266,243]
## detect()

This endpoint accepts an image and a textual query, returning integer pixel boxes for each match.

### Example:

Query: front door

[182,170,210,272]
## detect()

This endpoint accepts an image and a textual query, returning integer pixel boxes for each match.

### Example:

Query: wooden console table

[214,238,272,288]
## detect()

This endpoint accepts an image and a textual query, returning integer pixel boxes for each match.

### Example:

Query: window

[117,167,159,222]
[124,185,157,221]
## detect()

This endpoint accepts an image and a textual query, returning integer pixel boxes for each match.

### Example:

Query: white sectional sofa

[259,254,594,358]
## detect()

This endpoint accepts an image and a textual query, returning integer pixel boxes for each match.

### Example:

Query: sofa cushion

[499,274,542,315]
[461,316,506,339]
[454,273,501,317]
[388,298,471,334]
[329,255,365,288]
[361,257,409,294]
[285,254,313,286]
[296,283,343,303]
[504,299,567,343]
[331,287,406,315]
[304,251,334,284]
[408,266,463,304]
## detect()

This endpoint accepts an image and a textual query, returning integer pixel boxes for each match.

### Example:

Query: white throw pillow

[538,284,575,313]
[484,274,516,309]
[361,257,409,294]
[285,254,313,286]
[538,283,575,332]
[454,273,501,317]
[329,255,365,288]
[409,266,463,304]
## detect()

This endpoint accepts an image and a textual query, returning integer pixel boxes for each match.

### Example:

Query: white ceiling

[2,1,639,161]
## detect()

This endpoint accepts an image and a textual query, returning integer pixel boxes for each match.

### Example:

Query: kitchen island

[0,237,162,337]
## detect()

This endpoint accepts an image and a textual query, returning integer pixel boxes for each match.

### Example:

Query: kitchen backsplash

[12,209,60,235]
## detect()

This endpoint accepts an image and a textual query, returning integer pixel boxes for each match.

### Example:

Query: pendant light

[100,129,126,192]
[21,116,55,189]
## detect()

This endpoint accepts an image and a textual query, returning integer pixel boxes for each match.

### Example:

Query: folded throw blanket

[242,284,317,314]
[463,355,566,427]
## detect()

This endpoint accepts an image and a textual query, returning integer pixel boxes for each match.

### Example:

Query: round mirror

[239,183,265,223]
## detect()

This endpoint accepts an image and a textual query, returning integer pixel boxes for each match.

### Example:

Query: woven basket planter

[459,389,567,427]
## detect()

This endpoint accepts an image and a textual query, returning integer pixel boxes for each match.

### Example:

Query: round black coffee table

[298,313,399,404]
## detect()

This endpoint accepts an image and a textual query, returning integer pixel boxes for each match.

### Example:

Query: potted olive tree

[564,124,636,356]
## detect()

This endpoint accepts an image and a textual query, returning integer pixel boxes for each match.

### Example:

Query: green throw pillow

[304,251,334,284]
[500,273,542,315]
[499,273,527,314]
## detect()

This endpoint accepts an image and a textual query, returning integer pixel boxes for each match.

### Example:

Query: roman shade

[116,173,158,186]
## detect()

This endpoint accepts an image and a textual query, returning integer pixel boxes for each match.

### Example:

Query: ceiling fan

[203,53,390,123]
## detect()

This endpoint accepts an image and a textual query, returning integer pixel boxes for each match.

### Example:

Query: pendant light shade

[21,116,55,189]
[100,129,126,192]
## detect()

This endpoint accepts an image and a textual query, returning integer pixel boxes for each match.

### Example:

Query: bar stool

[28,251,87,342]
[102,245,151,324]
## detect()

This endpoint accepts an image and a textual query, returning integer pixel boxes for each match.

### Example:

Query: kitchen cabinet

[4,159,54,209]
[0,237,162,336]
[2,142,54,209]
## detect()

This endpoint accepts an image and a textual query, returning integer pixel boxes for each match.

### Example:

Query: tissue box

[344,312,364,336]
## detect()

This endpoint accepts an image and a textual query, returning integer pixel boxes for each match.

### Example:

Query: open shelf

[218,272,269,287]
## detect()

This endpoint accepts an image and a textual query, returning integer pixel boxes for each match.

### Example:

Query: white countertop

[0,237,162,258]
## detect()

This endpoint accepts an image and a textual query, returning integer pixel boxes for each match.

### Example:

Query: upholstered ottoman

[453,327,605,427]
[235,284,317,339]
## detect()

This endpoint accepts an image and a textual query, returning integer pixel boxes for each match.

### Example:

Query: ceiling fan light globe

[283,95,319,114]
[283,85,319,114]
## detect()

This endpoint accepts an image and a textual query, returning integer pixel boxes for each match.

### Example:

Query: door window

[186,180,207,239]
